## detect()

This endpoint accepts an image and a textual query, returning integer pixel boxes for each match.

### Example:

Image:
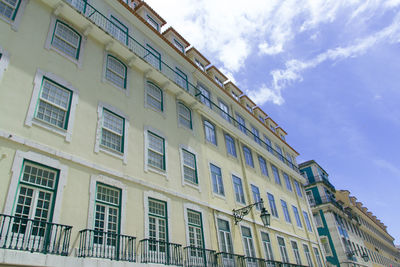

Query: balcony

[0,214,72,256]
[139,238,183,266]
[62,0,299,174]
[215,252,246,267]
[77,229,136,262]
[245,257,309,267]
[309,196,343,211]
[306,175,335,190]
[184,246,217,267]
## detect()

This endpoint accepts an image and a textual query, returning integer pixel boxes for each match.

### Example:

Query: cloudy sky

[145,0,400,242]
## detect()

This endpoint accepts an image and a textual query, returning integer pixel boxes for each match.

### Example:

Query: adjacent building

[300,160,400,267]
[0,0,325,266]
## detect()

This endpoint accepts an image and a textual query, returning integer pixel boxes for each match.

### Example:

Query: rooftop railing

[64,0,299,174]
[0,214,72,256]
[78,229,136,262]
[139,238,183,266]
[184,246,217,267]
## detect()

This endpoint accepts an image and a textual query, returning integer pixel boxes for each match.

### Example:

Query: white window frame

[102,52,129,94]
[209,162,225,198]
[290,240,302,265]
[143,191,171,241]
[320,236,332,256]
[0,0,28,30]
[313,212,323,227]
[45,16,86,68]
[239,222,256,259]
[177,101,193,131]
[145,80,164,113]
[25,69,79,142]
[183,203,208,250]
[180,144,200,189]
[94,102,129,164]
[277,235,289,263]
[144,126,168,177]
[260,231,274,261]
[203,119,217,145]
[0,45,10,81]
[313,246,324,267]
[214,214,234,254]
[3,150,68,224]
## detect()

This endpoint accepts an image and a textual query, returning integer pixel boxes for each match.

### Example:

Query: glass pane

[22,162,57,189]
[53,22,80,58]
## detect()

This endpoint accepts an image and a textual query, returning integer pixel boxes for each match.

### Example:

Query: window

[198,84,211,108]
[146,81,163,111]
[294,180,303,197]
[277,237,289,263]
[94,183,121,246]
[101,109,125,153]
[145,44,161,70]
[286,152,293,165]
[173,39,185,53]
[251,126,260,144]
[267,193,278,217]
[313,247,323,267]
[224,134,237,157]
[292,206,302,228]
[280,134,285,141]
[232,175,245,204]
[175,67,188,90]
[177,102,192,129]
[187,210,204,250]
[243,146,254,167]
[241,226,256,258]
[271,165,281,185]
[210,164,224,196]
[182,149,197,184]
[283,173,292,192]
[105,55,127,89]
[203,120,217,145]
[281,200,291,223]
[146,14,159,31]
[215,76,224,87]
[35,77,72,130]
[218,100,230,122]
[108,15,128,45]
[275,145,284,162]
[251,185,262,210]
[217,219,233,254]
[261,232,274,261]
[51,20,82,60]
[148,198,168,251]
[303,244,313,267]
[258,156,269,177]
[303,211,312,232]
[194,58,205,71]
[236,113,246,134]
[0,0,20,21]
[291,241,302,265]
[11,160,59,236]
[306,191,315,205]
[270,125,276,132]
[246,104,253,113]
[258,115,265,122]
[263,135,273,152]
[313,213,322,227]
[147,131,165,171]
[320,237,331,255]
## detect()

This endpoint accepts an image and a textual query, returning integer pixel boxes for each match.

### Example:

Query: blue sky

[146,0,400,242]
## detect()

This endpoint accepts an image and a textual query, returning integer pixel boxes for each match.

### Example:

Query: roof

[225,81,243,94]
[240,95,256,106]
[207,66,228,81]
[276,126,287,135]
[162,27,190,47]
[136,1,167,26]
[186,47,211,65]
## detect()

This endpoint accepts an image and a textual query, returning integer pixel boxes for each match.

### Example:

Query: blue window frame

[303,211,312,232]
[258,156,268,177]
[232,175,245,204]
[210,164,224,196]
[263,135,273,152]
[251,126,260,144]
[271,165,281,185]
[145,44,161,70]
[251,185,262,210]
[224,134,237,157]
[294,180,303,197]
[243,146,254,168]
[283,173,292,192]
[267,193,278,217]
[204,120,216,145]
[198,84,211,108]
[281,200,291,223]
[236,113,246,134]
[292,205,302,228]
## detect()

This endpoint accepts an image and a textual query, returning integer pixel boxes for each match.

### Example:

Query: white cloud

[374,159,400,177]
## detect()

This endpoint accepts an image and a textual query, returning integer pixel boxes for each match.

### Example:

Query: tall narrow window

[173,39,185,53]
[187,210,204,250]
[243,146,254,168]
[94,183,121,246]
[251,126,260,144]
[148,198,168,252]
[178,102,192,129]
[182,149,197,185]
[241,226,256,259]
[146,15,159,31]
[198,84,211,108]
[303,211,313,232]
[294,180,303,197]
[261,232,274,261]
[320,237,331,255]
[145,44,161,70]
[51,20,82,59]
[236,113,246,134]
[215,76,224,87]
[251,185,262,210]
[277,237,289,263]
[292,205,302,228]
[204,120,216,145]
[264,135,272,152]
[271,165,281,185]
[275,145,284,162]
[313,247,323,267]
[232,175,245,204]
[147,131,165,171]
[210,164,224,196]
[146,81,163,111]
[101,109,125,153]
[224,134,237,157]
[105,55,127,89]
[218,100,230,122]
[108,15,128,45]
[217,219,233,254]
[267,193,278,218]
[175,67,188,90]
[281,200,291,223]
[303,244,313,267]
[283,173,292,192]
[258,156,269,177]
[35,78,72,129]
[0,0,20,20]
[291,241,302,265]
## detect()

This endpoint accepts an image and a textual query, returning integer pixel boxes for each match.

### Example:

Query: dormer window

[246,104,253,113]
[232,91,239,101]
[195,58,205,71]
[173,39,185,53]
[280,134,285,141]
[215,76,224,87]
[258,115,265,122]
[270,125,276,132]
[146,15,159,31]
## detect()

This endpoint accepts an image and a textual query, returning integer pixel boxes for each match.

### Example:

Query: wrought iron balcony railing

[0,214,72,256]
[245,257,309,267]
[140,238,183,266]
[215,252,246,267]
[309,196,343,211]
[184,246,217,267]
[63,0,300,174]
[78,229,136,262]
[306,175,335,189]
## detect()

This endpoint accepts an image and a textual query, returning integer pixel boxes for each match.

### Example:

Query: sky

[145,0,400,243]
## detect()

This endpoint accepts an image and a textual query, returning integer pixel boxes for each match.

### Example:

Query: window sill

[48,46,81,68]
[103,79,129,96]
[212,192,226,200]
[146,165,167,177]
[182,180,200,191]
[30,118,70,142]
[99,145,126,163]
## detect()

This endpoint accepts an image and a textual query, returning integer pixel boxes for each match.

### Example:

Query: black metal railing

[216,252,246,267]
[0,214,72,255]
[310,196,343,211]
[244,257,309,267]
[78,229,136,262]
[306,175,335,189]
[140,238,183,265]
[184,246,217,267]
[63,0,300,174]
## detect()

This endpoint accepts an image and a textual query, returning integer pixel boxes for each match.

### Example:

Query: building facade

[300,160,400,267]
[0,0,325,266]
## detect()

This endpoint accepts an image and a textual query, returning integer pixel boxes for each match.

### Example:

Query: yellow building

[0,0,325,266]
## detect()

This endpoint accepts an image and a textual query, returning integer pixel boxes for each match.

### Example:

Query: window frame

[242,145,254,168]
[103,53,128,91]
[303,211,313,232]
[320,236,332,256]
[218,99,230,122]
[146,80,164,112]
[177,102,192,130]
[240,225,256,258]
[198,83,211,108]
[280,199,292,223]
[251,125,260,145]
[224,133,237,158]
[108,14,129,45]
[232,175,245,205]
[146,14,159,31]
[260,231,274,261]
[283,172,293,192]
[186,208,205,251]
[277,236,289,263]
[267,193,279,218]
[146,130,166,173]
[217,218,234,254]
[203,119,217,145]
[210,163,224,196]
[173,38,185,53]
[251,185,262,210]
[271,164,282,185]
[0,0,27,30]
[180,146,198,186]
[294,180,303,197]
[291,240,302,265]
[145,43,161,70]
[292,205,303,228]
[100,108,126,154]
[175,67,188,90]
[235,113,247,134]
[258,155,269,177]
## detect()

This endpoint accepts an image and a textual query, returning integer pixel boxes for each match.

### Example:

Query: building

[0,0,325,266]
[300,160,400,267]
